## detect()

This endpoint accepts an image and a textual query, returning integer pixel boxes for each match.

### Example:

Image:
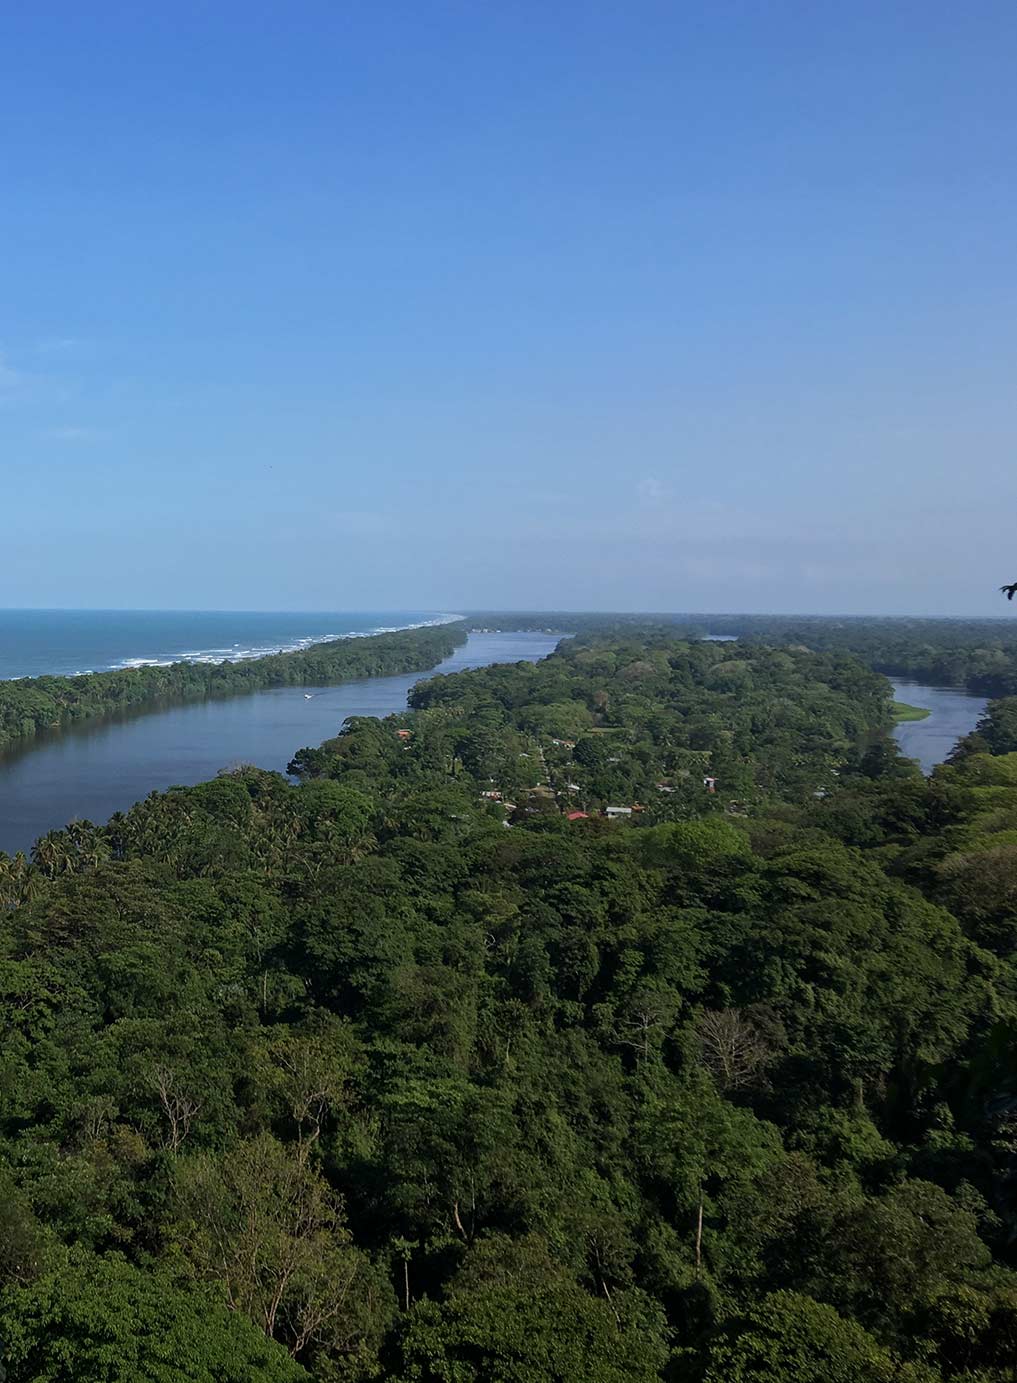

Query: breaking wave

[109,614,464,671]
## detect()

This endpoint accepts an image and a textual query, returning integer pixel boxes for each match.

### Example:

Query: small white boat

[304,693,314,700]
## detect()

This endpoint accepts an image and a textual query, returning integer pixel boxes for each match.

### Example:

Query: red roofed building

[567,811,589,821]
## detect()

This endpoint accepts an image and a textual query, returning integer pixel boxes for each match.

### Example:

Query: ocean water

[0,610,460,681]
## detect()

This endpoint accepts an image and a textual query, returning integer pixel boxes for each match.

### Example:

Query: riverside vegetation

[469,611,1017,696]
[893,702,932,722]
[0,622,467,754]
[4,631,1017,1378]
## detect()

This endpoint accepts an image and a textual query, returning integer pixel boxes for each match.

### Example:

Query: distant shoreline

[0,610,464,682]
[0,621,468,757]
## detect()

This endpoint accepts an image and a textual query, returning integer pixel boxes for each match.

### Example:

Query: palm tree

[31,831,74,878]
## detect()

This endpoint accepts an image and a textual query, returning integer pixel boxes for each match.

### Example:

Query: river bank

[892,701,932,722]
[0,620,466,757]
[890,679,987,774]
[0,631,561,856]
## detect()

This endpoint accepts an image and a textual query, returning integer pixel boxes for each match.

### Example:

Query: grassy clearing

[892,701,932,722]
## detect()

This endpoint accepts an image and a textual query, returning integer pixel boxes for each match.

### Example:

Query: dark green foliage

[2,632,1017,1378]
[468,610,1017,695]
[699,1291,934,1382]
[952,697,1017,759]
[390,1232,667,1381]
[0,1251,308,1382]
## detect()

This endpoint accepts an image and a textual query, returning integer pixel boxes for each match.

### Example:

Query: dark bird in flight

[1001,583,1017,601]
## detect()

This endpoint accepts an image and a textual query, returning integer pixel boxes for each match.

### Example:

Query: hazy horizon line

[1,605,1015,623]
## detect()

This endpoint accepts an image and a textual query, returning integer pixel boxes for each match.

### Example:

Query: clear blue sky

[2,1,1015,615]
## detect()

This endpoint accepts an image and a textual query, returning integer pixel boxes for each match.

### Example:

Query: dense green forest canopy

[468,612,1017,695]
[4,633,1017,1379]
[0,621,467,755]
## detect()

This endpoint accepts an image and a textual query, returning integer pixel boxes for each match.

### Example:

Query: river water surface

[891,680,988,774]
[0,632,560,856]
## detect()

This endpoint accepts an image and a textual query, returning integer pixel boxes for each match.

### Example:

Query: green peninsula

[892,700,932,721]
[0,620,467,753]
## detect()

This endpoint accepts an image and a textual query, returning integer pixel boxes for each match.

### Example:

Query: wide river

[0,631,560,857]
[0,647,988,856]
[891,679,988,774]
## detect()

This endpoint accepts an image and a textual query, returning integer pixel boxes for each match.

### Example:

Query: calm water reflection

[891,680,987,775]
[0,632,561,855]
